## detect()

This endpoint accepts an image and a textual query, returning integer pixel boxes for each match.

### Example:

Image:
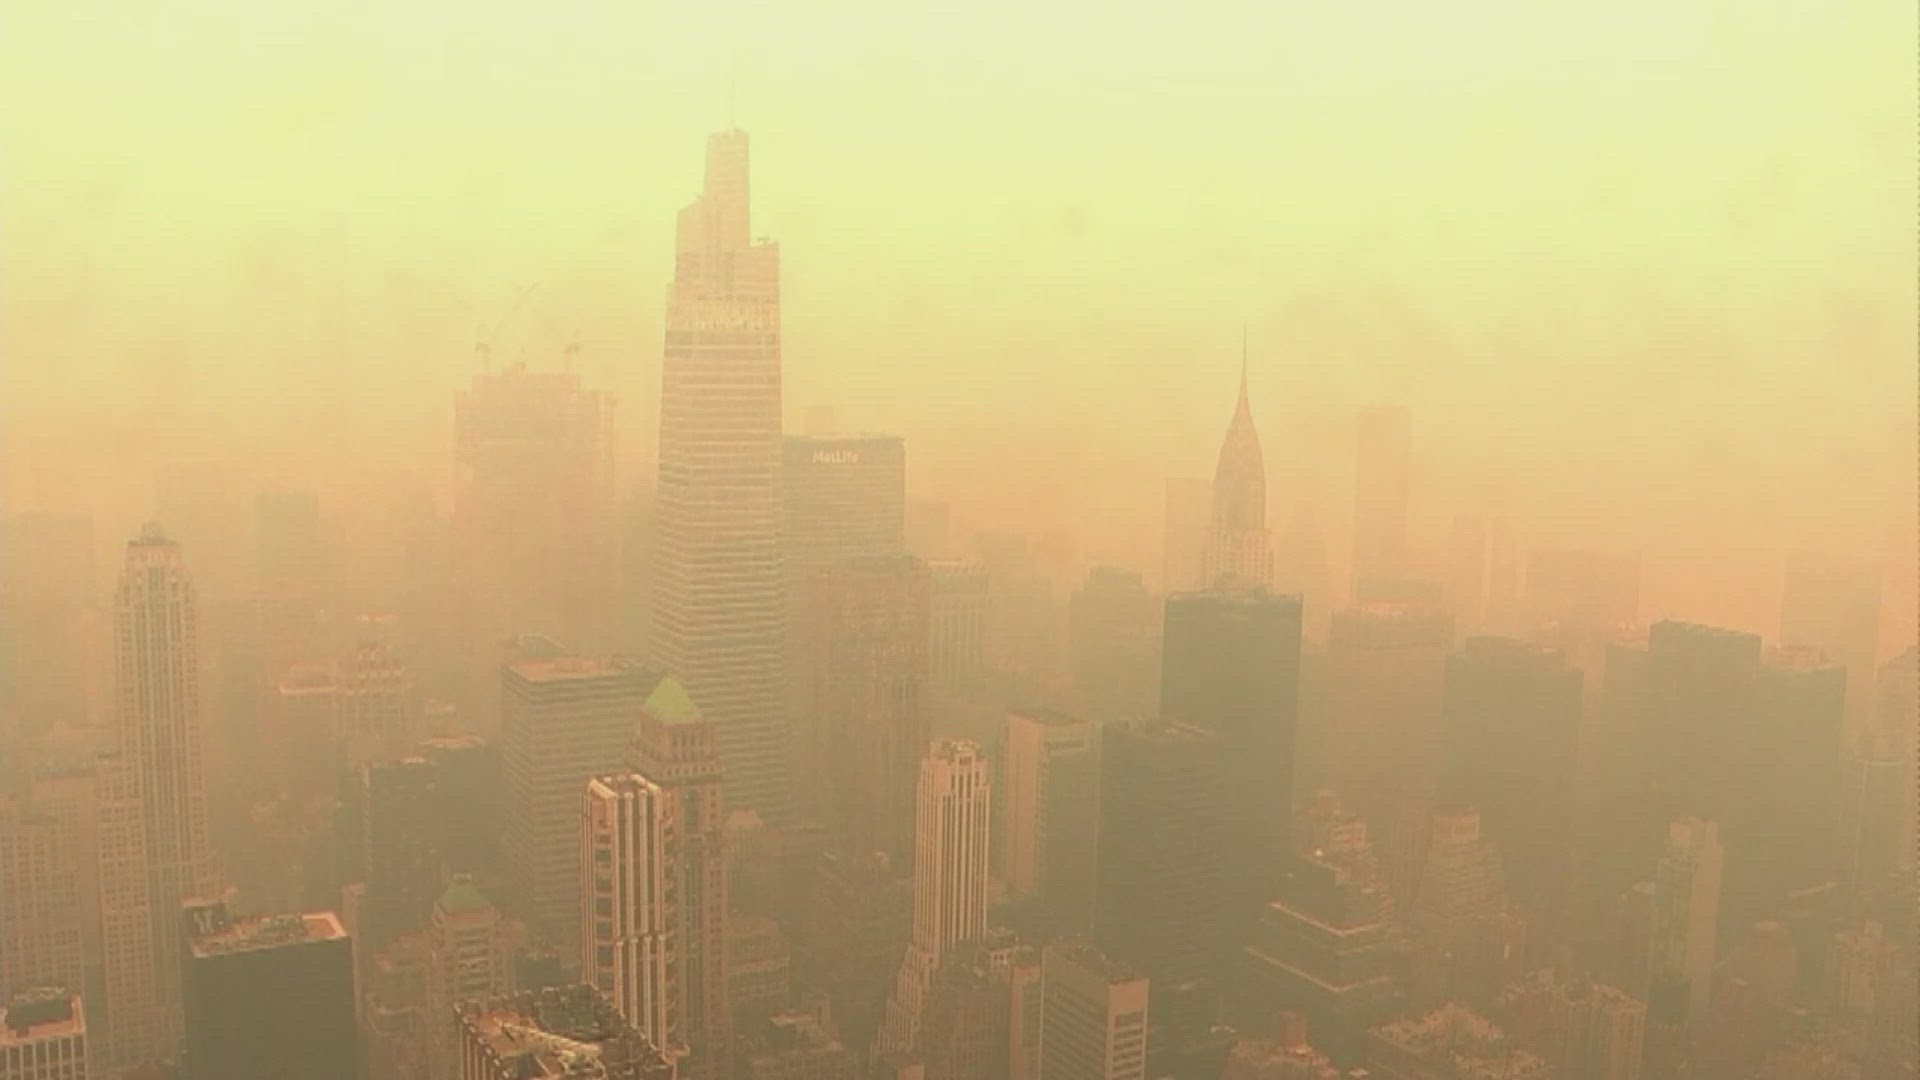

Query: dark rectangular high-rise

[1438,637,1583,908]
[1636,621,1763,859]
[1093,722,1232,1041]
[1159,589,1303,904]
[182,900,358,1080]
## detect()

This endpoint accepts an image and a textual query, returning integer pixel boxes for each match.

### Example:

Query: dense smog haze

[0,2,1913,1079]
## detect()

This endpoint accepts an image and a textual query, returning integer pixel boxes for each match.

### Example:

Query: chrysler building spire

[1201,344,1273,590]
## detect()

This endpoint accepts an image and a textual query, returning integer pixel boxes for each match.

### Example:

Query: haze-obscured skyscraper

[1318,601,1453,837]
[1351,406,1410,597]
[501,656,660,964]
[453,364,616,652]
[1067,567,1161,725]
[1439,638,1583,907]
[1002,709,1100,936]
[1444,503,1518,636]
[111,525,217,1063]
[1162,478,1211,595]
[877,740,992,1058]
[1636,621,1761,852]
[925,558,992,743]
[1521,549,1641,675]
[1201,363,1273,590]
[1650,817,1723,1022]
[584,773,683,1061]
[1729,648,1845,928]
[181,900,357,1080]
[1159,589,1303,919]
[252,489,327,669]
[1779,551,1881,739]
[0,512,101,773]
[650,128,789,825]
[798,556,930,862]
[782,435,906,570]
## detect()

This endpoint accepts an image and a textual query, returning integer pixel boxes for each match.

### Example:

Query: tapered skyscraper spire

[651,130,789,825]
[1201,344,1273,590]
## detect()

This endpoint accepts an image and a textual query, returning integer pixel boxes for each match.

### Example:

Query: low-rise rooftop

[186,904,347,959]
[0,988,84,1044]
[459,985,677,1079]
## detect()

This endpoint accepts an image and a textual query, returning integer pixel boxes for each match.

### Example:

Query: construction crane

[475,282,540,371]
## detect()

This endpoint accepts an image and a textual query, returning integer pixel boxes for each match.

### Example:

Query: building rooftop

[506,656,636,683]
[1764,645,1843,673]
[1047,938,1143,985]
[186,904,347,959]
[1369,1005,1549,1080]
[1010,706,1085,726]
[1,988,84,1044]
[459,985,678,1079]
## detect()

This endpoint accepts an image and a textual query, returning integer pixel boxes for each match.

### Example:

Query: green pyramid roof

[645,676,703,726]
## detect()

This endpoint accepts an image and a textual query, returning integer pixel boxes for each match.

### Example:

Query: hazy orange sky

[3,0,1913,644]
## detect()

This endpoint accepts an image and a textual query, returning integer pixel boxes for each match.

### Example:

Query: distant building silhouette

[797,556,930,864]
[1350,406,1411,599]
[1319,601,1453,839]
[1161,478,1211,595]
[1066,567,1161,725]
[1779,551,1880,740]
[1439,637,1583,908]
[453,365,616,654]
[1001,709,1099,936]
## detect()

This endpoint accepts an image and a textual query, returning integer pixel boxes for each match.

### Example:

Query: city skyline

[0,9,1913,1080]
[4,2,1912,648]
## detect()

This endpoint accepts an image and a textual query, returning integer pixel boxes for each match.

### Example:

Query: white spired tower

[875,739,992,1060]
[649,128,790,823]
[110,524,216,1062]
[583,773,684,1062]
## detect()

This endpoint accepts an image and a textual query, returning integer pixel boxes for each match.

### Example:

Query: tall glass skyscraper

[650,129,789,822]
